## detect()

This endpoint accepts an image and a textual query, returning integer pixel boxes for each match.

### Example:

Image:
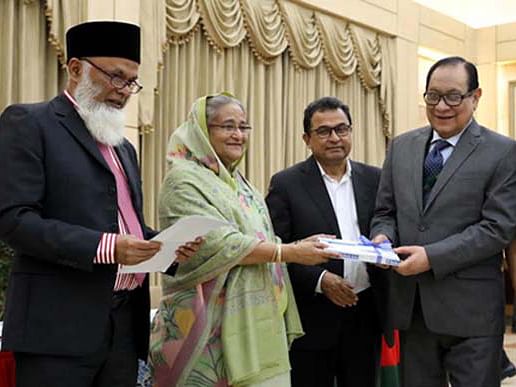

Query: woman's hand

[175,236,204,263]
[284,240,339,265]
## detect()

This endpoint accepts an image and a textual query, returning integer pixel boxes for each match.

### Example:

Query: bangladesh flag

[380,330,400,387]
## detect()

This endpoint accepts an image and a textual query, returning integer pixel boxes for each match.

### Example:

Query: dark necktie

[423,139,451,205]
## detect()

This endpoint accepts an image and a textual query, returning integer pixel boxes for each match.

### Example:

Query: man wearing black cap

[0,20,199,387]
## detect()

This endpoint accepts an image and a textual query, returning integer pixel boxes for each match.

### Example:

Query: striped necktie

[423,139,451,205]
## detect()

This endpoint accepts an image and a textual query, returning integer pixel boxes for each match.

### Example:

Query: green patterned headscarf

[167,92,245,191]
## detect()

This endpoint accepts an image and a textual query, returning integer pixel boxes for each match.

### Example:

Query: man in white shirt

[266,97,389,387]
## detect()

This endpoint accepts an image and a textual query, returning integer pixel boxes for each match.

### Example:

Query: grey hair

[79,59,92,75]
[206,95,245,124]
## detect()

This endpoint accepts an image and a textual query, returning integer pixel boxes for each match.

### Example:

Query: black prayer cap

[66,21,141,64]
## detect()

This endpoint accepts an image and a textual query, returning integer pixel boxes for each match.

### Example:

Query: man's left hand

[175,236,204,263]
[393,245,430,276]
[371,234,391,269]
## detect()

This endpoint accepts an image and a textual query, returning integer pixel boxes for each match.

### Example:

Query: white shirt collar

[430,118,472,147]
[316,159,352,184]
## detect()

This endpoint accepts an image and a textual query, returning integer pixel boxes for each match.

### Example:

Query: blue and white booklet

[320,236,400,267]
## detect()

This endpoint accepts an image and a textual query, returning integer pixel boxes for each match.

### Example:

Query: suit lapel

[350,161,371,235]
[52,94,110,172]
[301,156,341,237]
[114,144,139,202]
[424,121,481,211]
[412,127,432,215]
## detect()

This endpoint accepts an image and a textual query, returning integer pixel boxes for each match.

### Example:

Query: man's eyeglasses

[423,90,476,107]
[210,124,252,134]
[311,123,352,139]
[81,58,143,94]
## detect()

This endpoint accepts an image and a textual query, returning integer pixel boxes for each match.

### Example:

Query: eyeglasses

[209,124,252,134]
[423,90,476,107]
[311,123,352,139]
[81,58,143,94]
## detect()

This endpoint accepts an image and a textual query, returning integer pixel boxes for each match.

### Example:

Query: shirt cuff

[315,270,328,294]
[94,233,117,264]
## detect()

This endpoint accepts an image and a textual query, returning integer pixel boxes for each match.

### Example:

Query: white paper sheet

[120,215,229,273]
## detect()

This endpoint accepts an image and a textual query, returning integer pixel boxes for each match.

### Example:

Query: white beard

[73,71,126,146]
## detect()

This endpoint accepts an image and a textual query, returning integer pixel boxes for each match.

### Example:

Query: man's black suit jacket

[266,156,388,350]
[0,94,155,359]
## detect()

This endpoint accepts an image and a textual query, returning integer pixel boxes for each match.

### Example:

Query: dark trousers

[290,288,381,387]
[15,292,138,387]
[400,297,502,387]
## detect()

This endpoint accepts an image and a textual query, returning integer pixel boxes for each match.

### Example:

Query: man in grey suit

[371,56,516,387]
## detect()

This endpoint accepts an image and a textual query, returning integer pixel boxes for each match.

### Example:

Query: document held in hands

[120,215,229,273]
[320,236,400,267]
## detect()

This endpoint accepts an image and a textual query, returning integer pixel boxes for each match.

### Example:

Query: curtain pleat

[278,2,323,70]
[240,0,287,64]
[349,24,382,90]
[315,13,356,82]
[165,0,199,41]
[197,0,247,50]
[379,35,395,138]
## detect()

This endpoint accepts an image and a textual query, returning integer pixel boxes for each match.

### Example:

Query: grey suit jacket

[371,119,516,337]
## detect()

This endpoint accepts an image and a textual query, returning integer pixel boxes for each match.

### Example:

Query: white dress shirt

[428,118,470,164]
[315,160,370,294]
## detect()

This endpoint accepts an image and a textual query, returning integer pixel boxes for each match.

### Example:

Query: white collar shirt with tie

[428,118,471,164]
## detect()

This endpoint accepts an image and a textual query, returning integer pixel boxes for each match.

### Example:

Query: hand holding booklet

[320,235,400,267]
[120,215,229,273]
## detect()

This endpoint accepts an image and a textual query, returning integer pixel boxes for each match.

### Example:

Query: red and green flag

[380,330,401,387]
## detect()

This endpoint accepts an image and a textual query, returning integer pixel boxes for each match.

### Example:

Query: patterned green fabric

[149,94,303,386]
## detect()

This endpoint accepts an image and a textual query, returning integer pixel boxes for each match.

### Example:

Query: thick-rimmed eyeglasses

[423,90,476,107]
[210,124,252,134]
[311,123,352,139]
[81,58,143,94]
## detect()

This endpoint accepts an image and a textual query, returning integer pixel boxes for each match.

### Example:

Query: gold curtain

[0,1,59,109]
[0,0,86,111]
[140,0,395,227]
[44,0,88,66]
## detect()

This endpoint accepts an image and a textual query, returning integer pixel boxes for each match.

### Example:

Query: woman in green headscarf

[149,94,338,386]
